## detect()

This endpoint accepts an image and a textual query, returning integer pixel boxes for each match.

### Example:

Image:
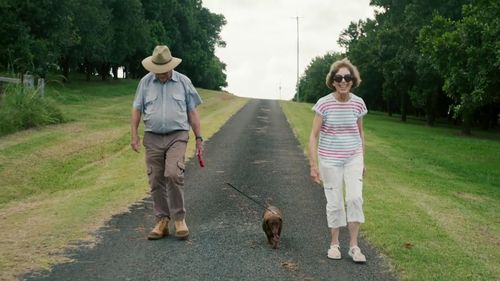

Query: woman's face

[332,67,353,95]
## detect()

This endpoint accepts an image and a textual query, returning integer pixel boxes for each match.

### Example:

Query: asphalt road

[26,99,398,281]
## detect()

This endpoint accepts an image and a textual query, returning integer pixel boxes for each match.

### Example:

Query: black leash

[225,182,277,214]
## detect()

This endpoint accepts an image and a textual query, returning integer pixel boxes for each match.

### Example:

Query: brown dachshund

[262,205,283,249]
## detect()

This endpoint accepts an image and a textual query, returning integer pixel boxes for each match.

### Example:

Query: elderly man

[131,45,203,240]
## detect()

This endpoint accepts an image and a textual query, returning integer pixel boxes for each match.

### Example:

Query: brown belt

[146,130,187,136]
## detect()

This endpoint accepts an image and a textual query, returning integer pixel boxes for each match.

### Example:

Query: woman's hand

[310,166,321,184]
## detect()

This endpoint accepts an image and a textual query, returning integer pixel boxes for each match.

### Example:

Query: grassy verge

[280,101,500,281]
[0,79,248,280]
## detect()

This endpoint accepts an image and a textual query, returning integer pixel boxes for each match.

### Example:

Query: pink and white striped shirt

[312,93,367,166]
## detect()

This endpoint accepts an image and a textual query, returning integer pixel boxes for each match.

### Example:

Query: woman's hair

[325,58,362,90]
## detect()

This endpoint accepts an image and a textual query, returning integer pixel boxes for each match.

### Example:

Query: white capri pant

[319,154,365,228]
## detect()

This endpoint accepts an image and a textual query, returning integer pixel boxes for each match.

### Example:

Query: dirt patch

[454,191,487,203]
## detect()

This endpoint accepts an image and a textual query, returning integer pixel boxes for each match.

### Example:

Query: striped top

[312,93,367,166]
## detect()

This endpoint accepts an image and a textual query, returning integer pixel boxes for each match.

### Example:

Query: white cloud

[203,0,376,100]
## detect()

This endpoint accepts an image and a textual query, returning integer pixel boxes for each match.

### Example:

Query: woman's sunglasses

[333,74,353,83]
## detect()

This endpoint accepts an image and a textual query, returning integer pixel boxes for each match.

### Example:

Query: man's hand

[131,134,141,152]
[196,139,204,167]
[310,166,321,184]
[195,139,203,154]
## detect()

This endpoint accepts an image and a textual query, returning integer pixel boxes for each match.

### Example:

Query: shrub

[0,84,65,136]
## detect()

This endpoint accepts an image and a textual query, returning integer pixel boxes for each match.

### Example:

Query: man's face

[155,70,172,82]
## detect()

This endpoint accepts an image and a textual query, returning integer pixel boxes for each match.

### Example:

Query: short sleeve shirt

[312,93,367,166]
[133,71,202,134]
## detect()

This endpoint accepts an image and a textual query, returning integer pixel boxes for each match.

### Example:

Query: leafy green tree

[0,0,78,78]
[171,1,227,89]
[409,55,444,125]
[304,0,498,132]
[55,0,81,81]
[369,0,412,120]
[137,0,227,89]
[297,52,341,103]
[0,0,228,89]
[408,0,470,125]
[107,0,149,79]
[420,0,500,134]
[73,0,113,81]
[126,20,168,79]
[339,19,384,111]
[336,0,473,125]
[367,0,471,121]
[196,56,227,90]
[0,0,33,74]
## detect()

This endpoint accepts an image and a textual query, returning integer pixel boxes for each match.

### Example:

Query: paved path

[27,99,397,281]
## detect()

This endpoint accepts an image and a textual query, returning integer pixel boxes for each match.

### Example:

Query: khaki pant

[143,131,188,221]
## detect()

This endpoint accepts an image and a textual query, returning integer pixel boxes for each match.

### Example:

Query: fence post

[37,78,45,97]
[23,74,34,89]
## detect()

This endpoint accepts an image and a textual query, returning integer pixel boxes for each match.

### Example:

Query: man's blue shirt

[133,71,202,134]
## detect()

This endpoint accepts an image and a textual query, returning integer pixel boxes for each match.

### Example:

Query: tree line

[297,0,499,134]
[0,0,227,90]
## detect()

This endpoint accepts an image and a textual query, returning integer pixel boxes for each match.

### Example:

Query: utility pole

[290,15,303,101]
[279,80,282,100]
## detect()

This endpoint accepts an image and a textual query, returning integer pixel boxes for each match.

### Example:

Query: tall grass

[281,101,500,281]
[0,84,65,136]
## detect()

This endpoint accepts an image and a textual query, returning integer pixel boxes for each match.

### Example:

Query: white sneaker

[348,246,366,263]
[327,244,341,260]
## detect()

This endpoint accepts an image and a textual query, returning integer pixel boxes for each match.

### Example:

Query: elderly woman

[308,58,368,263]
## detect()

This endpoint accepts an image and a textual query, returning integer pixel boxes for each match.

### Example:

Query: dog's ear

[264,220,272,232]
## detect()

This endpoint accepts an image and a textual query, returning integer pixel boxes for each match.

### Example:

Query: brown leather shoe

[175,219,189,239]
[148,217,169,240]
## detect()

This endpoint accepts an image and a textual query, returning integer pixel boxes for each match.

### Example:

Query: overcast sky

[202,0,376,100]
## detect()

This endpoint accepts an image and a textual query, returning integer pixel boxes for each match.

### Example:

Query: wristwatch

[195,136,203,142]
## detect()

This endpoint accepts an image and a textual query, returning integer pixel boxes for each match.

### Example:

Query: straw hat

[142,45,182,73]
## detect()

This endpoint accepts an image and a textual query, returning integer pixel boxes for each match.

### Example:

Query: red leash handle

[197,148,205,168]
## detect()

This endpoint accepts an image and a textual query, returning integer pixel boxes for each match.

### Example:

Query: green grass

[0,84,65,136]
[0,78,248,280]
[280,101,500,281]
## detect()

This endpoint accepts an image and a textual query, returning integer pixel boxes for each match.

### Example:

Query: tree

[0,0,79,78]
[107,0,149,79]
[0,0,33,74]
[339,19,385,111]
[409,54,444,126]
[138,0,227,89]
[420,0,500,134]
[73,0,113,81]
[297,52,341,103]
[368,0,471,121]
[370,0,413,120]
[0,0,228,89]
